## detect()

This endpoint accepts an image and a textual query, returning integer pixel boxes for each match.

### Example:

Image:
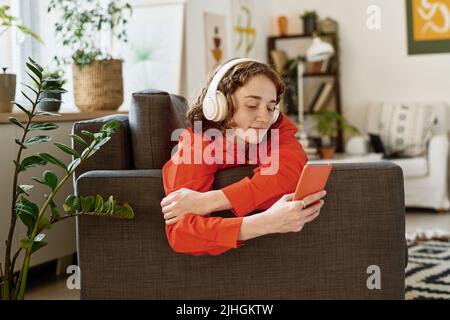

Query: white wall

[266,0,450,129]
[182,0,271,102]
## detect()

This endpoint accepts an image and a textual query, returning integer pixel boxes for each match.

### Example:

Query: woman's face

[230,74,278,144]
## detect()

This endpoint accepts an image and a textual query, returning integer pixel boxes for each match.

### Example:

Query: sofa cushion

[129,90,188,169]
[389,157,428,178]
[378,103,435,157]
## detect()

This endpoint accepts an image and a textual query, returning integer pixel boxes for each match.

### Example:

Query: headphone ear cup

[215,91,228,122]
[272,104,280,124]
[203,96,217,121]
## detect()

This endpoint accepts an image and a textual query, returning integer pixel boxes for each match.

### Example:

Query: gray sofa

[73,90,406,299]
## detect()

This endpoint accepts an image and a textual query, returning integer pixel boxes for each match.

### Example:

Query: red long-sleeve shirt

[162,114,307,256]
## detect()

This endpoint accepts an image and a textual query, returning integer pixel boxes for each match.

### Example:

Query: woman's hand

[161,188,212,225]
[263,190,327,234]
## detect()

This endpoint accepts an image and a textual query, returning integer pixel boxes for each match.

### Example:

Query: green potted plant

[0,5,42,113]
[48,0,132,112]
[314,110,359,159]
[300,11,318,35]
[37,66,66,112]
[0,58,134,300]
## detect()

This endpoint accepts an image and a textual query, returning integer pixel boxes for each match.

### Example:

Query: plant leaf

[15,138,27,150]
[94,195,104,213]
[30,122,59,131]
[21,155,47,170]
[26,62,43,81]
[103,196,115,214]
[43,170,58,191]
[38,153,67,171]
[37,217,52,233]
[16,198,39,236]
[63,195,81,214]
[49,200,61,221]
[67,158,81,173]
[28,58,43,71]
[16,184,34,196]
[24,135,52,146]
[8,117,25,129]
[12,102,32,117]
[21,90,35,106]
[54,142,80,158]
[25,71,40,88]
[120,203,134,219]
[101,120,120,133]
[81,196,95,213]
[81,130,95,140]
[20,82,38,95]
[31,241,47,254]
[70,134,89,148]
[16,197,39,218]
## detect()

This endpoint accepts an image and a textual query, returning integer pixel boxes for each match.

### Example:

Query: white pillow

[378,103,435,157]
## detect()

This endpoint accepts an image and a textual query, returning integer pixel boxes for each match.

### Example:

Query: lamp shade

[306,36,335,62]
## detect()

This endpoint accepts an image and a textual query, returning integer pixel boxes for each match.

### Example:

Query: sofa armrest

[427,134,449,178]
[72,114,132,180]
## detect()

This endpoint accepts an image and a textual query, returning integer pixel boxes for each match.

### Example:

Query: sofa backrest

[129,90,188,169]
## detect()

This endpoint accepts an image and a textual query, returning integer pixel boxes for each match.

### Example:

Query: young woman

[161,58,326,256]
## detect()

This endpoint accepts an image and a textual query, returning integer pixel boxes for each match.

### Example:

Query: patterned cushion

[378,103,436,157]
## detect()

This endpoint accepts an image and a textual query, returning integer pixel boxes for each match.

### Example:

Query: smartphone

[293,163,332,202]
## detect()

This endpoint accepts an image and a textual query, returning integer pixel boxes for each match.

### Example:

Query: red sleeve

[162,129,244,256]
[221,115,308,217]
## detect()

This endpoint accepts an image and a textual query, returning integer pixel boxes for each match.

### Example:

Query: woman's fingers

[161,193,179,207]
[300,200,324,217]
[161,202,176,214]
[302,190,327,207]
[304,208,321,223]
[165,216,181,225]
[282,193,294,202]
[164,212,178,220]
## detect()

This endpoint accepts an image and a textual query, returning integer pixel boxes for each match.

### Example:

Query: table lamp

[306,36,335,62]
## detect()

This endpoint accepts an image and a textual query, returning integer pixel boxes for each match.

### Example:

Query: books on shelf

[307,80,335,113]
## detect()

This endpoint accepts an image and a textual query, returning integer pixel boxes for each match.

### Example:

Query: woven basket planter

[72,59,123,112]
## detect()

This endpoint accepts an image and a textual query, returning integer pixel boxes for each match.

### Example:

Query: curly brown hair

[186,59,286,133]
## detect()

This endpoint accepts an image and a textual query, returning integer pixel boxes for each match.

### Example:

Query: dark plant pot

[303,16,317,35]
[0,73,16,113]
[37,92,61,112]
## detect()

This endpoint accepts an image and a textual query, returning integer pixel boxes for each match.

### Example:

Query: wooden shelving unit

[267,33,344,152]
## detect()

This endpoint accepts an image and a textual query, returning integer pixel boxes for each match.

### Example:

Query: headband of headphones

[205,58,258,103]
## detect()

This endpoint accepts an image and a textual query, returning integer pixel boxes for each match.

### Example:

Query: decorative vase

[277,16,288,36]
[303,16,317,35]
[0,69,16,113]
[72,59,123,112]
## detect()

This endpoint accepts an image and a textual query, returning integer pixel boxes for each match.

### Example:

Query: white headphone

[202,58,280,124]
